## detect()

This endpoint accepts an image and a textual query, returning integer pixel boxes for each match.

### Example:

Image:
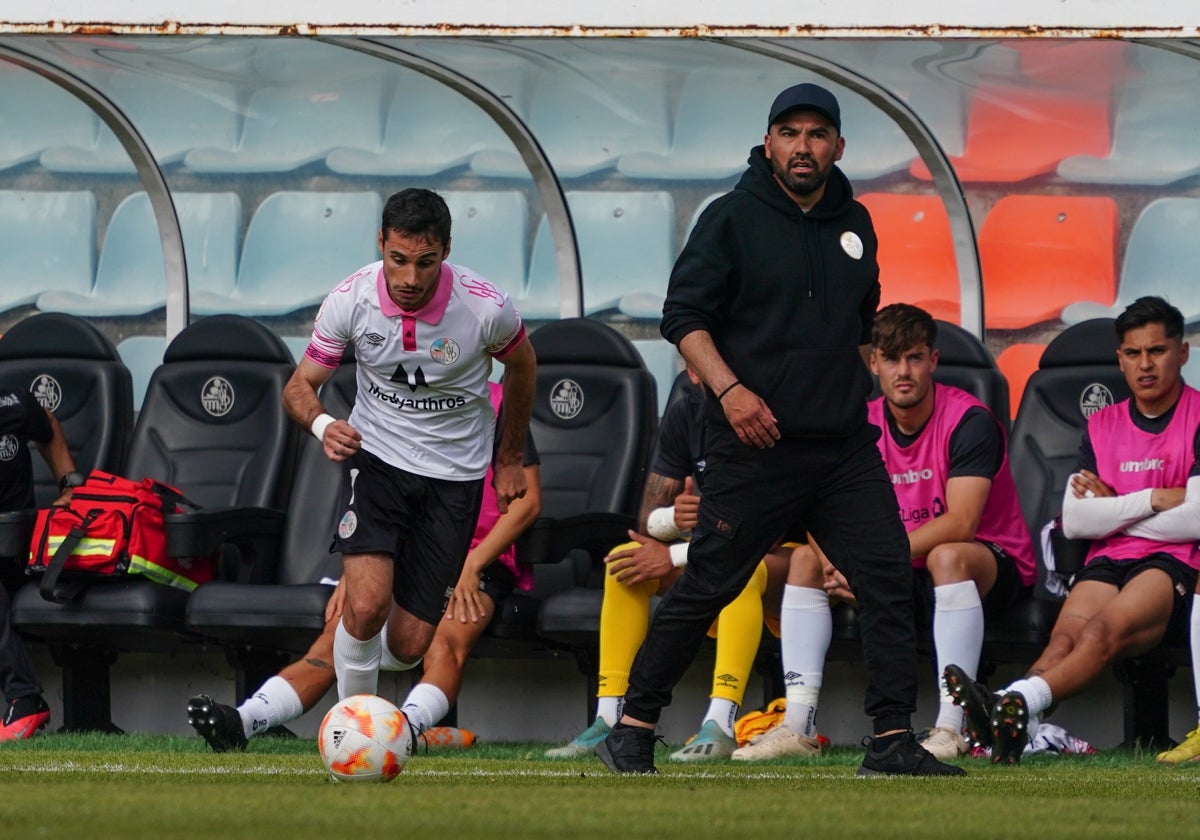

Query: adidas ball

[318,694,412,783]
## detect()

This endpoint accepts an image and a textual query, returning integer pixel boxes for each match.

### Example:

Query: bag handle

[38,510,99,603]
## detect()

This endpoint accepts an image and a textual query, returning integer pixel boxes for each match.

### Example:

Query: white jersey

[305,260,526,480]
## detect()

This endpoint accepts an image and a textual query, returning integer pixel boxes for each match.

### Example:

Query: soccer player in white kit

[283,188,536,717]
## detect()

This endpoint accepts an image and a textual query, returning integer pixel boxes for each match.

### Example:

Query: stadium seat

[184,77,386,173]
[12,315,299,731]
[0,65,99,172]
[439,190,529,296]
[521,191,675,320]
[1061,198,1200,326]
[632,338,682,417]
[192,191,382,317]
[0,191,96,312]
[37,192,242,318]
[978,195,1118,329]
[185,351,355,699]
[911,81,1111,182]
[530,318,658,698]
[469,69,670,179]
[0,313,133,507]
[39,75,242,173]
[860,193,960,323]
[116,335,166,412]
[995,342,1047,423]
[616,67,913,182]
[326,69,528,177]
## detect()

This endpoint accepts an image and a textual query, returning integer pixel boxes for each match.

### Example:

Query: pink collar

[376,262,453,323]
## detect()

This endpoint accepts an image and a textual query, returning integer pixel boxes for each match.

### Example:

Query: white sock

[702,697,739,737]
[1191,594,1200,722]
[779,585,831,738]
[595,696,623,728]
[932,581,984,732]
[333,618,381,700]
[1004,676,1054,717]
[378,623,422,671]
[401,682,450,735]
[238,676,304,739]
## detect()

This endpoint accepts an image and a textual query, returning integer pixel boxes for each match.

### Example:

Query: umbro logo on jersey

[389,362,427,392]
[364,332,385,346]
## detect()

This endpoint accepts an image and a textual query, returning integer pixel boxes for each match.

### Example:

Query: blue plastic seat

[520,191,675,320]
[192,191,382,317]
[439,190,529,296]
[184,77,386,174]
[1057,81,1200,186]
[115,335,165,412]
[632,338,682,416]
[326,69,527,177]
[0,66,99,172]
[470,70,669,179]
[39,75,242,173]
[37,192,241,317]
[1061,198,1200,326]
[0,191,96,312]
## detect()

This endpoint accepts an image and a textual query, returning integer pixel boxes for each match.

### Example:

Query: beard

[769,153,831,199]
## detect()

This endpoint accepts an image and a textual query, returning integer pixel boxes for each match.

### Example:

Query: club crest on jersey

[1079,383,1114,418]
[201,376,235,417]
[550,379,584,420]
[0,434,18,461]
[338,511,357,539]
[31,374,62,412]
[430,337,461,365]
[839,231,864,260]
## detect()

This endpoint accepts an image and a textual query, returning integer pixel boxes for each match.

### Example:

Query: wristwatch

[59,471,85,491]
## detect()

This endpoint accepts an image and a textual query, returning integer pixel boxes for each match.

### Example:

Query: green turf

[2,734,1199,838]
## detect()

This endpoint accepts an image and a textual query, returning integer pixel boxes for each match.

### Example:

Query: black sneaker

[856,731,966,776]
[187,694,248,753]
[596,723,661,775]
[990,690,1029,765]
[944,664,996,750]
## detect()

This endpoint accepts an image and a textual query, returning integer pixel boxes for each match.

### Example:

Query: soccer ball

[318,694,412,783]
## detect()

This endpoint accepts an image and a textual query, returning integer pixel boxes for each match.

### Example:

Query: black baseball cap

[767,82,841,132]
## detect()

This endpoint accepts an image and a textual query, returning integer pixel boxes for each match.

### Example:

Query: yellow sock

[709,560,767,706]
[597,541,657,699]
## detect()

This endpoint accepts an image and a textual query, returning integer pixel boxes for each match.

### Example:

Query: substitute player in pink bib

[734,304,1035,763]
[947,295,1200,765]
[283,188,536,712]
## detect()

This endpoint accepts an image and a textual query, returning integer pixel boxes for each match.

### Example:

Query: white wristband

[310,413,336,443]
[669,542,689,568]
[646,506,683,542]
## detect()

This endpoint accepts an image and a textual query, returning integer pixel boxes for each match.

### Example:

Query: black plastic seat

[184,352,355,699]
[0,314,133,586]
[11,314,298,731]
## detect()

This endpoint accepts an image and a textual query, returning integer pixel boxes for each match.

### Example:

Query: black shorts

[333,448,484,625]
[912,541,1031,628]
[478,561,518,603]
[1072,553,1198,637]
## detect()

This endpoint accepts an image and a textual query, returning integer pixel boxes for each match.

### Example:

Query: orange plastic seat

[979,195,1117,329]
[860,193,960,323]
[911,82,1111,183]
[996,343,1047,422]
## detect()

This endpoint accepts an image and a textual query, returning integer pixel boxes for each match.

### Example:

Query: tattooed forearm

[638,471,684,530]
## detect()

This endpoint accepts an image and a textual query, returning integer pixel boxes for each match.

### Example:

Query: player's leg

[389,473,483,736]
[923,541,996,758]
[0,585,50,741]
[732,541,827,761]
[547,542,659,757]
[1158,579,1200,763]
[335,551,394,698]
[670,561,768,762]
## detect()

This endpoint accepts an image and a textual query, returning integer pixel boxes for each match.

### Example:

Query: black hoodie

[660,145,880,440]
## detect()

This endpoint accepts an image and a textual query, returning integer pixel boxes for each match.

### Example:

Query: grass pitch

[2,733,1199,839]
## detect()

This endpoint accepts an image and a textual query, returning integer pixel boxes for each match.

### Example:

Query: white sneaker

[919,726,969,760]
[731,725,821,761]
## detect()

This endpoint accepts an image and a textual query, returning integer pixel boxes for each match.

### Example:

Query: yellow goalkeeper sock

[709,560,767,707]
[597,541,657,700]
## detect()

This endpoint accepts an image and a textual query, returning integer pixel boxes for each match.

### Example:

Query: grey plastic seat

[37,192,241,317]
[192,191,382,317]
[0,191,96,312]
